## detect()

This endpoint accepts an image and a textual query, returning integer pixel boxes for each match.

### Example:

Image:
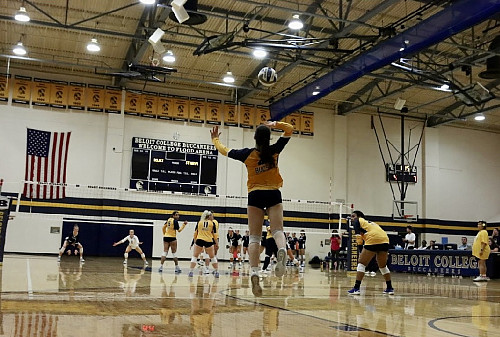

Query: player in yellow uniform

[200,211,220,274]
[347,210,394,295]
[188,210,219,278]
[211,121,293,296]
[472,220,491,282]
[159,211,188,273]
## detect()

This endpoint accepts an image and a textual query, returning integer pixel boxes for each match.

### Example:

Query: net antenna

[371,105,425,222]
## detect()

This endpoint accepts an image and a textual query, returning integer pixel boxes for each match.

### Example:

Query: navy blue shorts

[248,190,282,210]
[363,243,390,252]
[196,239,214,248]
[163,237,177,243]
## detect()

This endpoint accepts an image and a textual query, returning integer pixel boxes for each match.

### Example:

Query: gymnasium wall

[1,93,499,259]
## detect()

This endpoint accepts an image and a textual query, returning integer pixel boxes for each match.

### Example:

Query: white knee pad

[141,253,145,258]
[191,256,198,263]
[271,229,284,239]
[161,252,167,257]
[379,266,390,275]
[211,257,218,264]
[249,235,261,244]
[124,253,129,259]
[172,253,177,258]
[357,263,366,273]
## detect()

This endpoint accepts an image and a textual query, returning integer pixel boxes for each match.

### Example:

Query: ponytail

[255,125,275,168]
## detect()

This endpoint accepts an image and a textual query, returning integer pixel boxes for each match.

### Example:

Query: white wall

[1,99,500,258]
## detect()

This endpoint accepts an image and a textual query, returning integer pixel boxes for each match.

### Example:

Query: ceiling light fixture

[288,14,303,30]
[162,50,176,63]
[139,0,156,4]
[474,114,486,121]
[223,71,235,83]
[13,41,27,56]
[253,48,267,59]
[86,38,101,52]
[14,6,30,22]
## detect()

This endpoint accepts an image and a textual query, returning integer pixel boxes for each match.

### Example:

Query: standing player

[298,231,307,267]
[235,229,243,268]
[159,211,188,273]
[188,210,219,278]
[347,210,394,295]
[262,223,277,273]
[211,121,293,297]
[58,224,84,263]
[473,220,491,282]
[242,230,250,264]
[112,229,148,265]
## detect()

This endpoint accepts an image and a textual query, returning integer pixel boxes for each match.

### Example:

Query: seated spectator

[491,228,499,246]
[489,238,499,252]
[426,240,436,250]
[457,237,472,251]
[417,240,427,250]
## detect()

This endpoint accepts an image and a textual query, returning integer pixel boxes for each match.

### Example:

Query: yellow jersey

[194,219,217,242]
[163,217,186,238]
[212,122,293,193]
[354,218,389,245]
[472,229,490,259]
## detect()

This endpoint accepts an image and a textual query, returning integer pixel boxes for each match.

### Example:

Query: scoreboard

[385,164,417,183]
[130,137,218,194]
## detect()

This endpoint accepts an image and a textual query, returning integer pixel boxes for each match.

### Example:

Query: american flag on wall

[23,128,71,199]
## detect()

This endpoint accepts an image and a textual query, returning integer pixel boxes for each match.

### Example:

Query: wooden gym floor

[0,254,499,337]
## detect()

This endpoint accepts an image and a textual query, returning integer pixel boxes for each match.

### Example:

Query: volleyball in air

[258,67,278,87]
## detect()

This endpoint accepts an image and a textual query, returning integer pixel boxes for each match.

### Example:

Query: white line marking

[26,259,33,299]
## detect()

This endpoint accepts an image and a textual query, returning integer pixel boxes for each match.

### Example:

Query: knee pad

[211,257,218,264]
[172,253,177,258]
[141,253,145,258]
[271,230,284,239]
[357,263,366,273]
[191,256,198,263]
[379,266,390,275]
[124,253,129,259]
[161,252,167,257]
[249,235,261,244]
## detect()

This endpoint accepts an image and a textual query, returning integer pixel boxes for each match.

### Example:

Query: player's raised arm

[178,220,188,233]
[210,126,229,156]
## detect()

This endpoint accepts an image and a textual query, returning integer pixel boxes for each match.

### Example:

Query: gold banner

[124,91,141,115]
[189,98,205,123]
[301,111,314,136]
[240,104,255,129]
[50,81,68,108]
[86,85,105,112]
[173,96,189,121]
[12,76,31,104]
[32,79,51,107]
[285,112,301,134]
[256,106,270,126]
[206,99,222,125]
[141,92,158,117]
[223,101,238,126]
[68,83,85,110]
[0,75,8,101]
[157,94,173,120]
[105,87,122,113]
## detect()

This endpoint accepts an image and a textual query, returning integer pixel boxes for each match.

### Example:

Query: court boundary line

[428,315,500,337]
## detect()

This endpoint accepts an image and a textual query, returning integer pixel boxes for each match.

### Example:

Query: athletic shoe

[370,271,376,276]
[383,288,395,295]
[299,266,305,273]
[214,271,220,278]
[144,261,149,266]
[275,248,287,277]
[80,258,85,263]
[251,274,262,297]
[188,271,194,277]
[473,276,489,282]
[175,267,182,274]
[239,262,242,269]
[347,287,361,295]
[158,266,163,272]
[203,268,210,275]
[123,260,127,265]
[57,256,61,262]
